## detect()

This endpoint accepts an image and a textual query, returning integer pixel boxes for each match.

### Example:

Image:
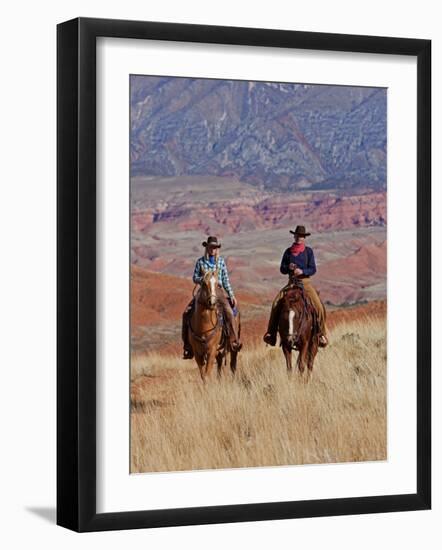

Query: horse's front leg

[282,341,293,375]
[216,352,224,379]
[194,352,207,383]
[229,350,238,376]
[297,340,309,376]
[204,349,217,380]
[305,340,319,382]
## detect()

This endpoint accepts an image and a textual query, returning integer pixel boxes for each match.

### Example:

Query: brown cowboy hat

[290,225,311,237]
[202,236,221,248]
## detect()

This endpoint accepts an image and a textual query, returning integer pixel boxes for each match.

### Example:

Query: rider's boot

[183,347,194,359]
[263,332,277,346]
[227,319,242,352]
[318,334,328,347]
[219,293,242,352]
[263,298,281,346]
[181,300,195,359]
[229,335,242,352]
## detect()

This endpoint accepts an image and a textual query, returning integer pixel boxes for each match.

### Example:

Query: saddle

[287,275,305,290]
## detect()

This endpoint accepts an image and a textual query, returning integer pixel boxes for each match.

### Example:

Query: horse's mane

[283,283,305,310]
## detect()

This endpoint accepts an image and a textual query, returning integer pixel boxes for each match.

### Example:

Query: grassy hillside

[130,314,386,473]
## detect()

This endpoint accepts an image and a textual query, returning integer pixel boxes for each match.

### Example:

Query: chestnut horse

[278,281,320,379]
[188,269,240,382]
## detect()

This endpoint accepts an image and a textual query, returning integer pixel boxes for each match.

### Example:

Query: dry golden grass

[130,315,386,473]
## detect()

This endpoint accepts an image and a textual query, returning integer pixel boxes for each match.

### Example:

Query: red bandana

[290,242,305,256]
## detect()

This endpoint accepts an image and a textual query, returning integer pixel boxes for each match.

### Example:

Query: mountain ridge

[130,78,387,192]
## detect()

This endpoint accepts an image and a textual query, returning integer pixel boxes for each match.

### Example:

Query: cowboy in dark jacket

[263,225,329,347]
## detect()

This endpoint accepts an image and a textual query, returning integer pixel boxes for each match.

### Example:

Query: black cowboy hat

[290,225,311,237]
[202,236,221,248]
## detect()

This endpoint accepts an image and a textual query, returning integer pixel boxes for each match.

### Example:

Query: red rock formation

[131,266,259,328]
[315,241,387,304]
[132,191,386,235]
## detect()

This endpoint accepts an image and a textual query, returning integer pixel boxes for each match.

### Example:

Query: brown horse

[188,269,240,382]
[278,281,319,379]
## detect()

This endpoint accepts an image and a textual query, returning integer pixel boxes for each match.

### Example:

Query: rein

[189,311,219,340]
[189,282,222,354]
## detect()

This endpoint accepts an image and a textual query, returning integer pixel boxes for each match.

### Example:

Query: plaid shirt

[192,255,235,299]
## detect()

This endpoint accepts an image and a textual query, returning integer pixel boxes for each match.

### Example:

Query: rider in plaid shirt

[192,256,235,300]
[182,236,241,359]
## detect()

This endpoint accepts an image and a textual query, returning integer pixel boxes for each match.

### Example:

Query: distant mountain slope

[130,77,386,192]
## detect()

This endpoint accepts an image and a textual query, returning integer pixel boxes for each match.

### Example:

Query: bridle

[194,271,218,309]
[284,281,312,347]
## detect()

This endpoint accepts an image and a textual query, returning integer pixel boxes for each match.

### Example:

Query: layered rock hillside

[132,177,386,235]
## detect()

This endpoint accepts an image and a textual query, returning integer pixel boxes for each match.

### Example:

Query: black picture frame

[57,17,431,532]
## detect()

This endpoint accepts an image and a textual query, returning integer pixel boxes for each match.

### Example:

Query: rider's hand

[294,268,303,276]
[230,296,237,308]
[289,262,296,271]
